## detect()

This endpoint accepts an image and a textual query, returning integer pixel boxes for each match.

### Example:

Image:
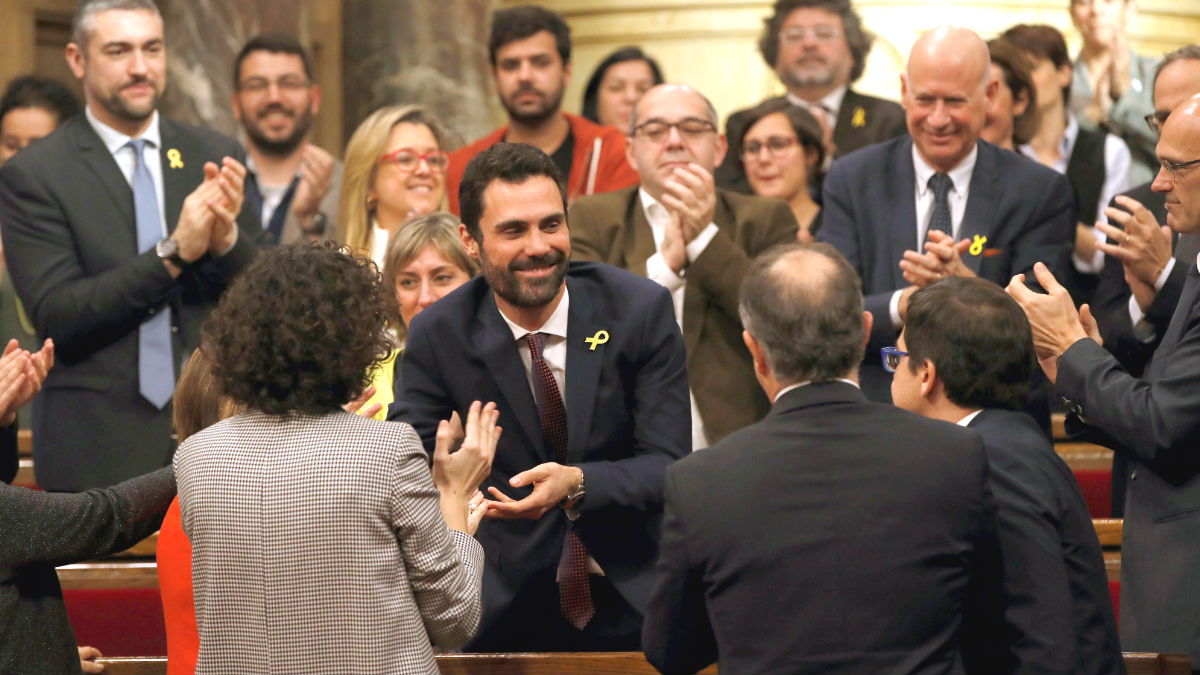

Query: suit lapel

[1152,265,1200,374]
[832,90,858,149]
[564,275,602,463]
[473,293,547,463]
[625,190,656,277]
[890,139,919,289]
[73,118,135,230]
[158,118,191,235]
[680,193,731,360]
[959,142,998,276]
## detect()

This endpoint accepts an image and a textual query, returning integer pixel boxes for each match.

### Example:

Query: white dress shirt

[639,188,718,451]
[86,106,238,254]
[1126,255,1192,336]
[887,145,978,328]
[774,378,860,403]
[86,106,167,237]
[1019,114,1133,273]
[955,409,984,427]
[371,222,391,272]
[497,287,569,397]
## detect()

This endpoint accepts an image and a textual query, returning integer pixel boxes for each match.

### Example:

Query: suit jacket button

[148,307,155,315]
[171,325,179,333]
[1131,470,1138,480]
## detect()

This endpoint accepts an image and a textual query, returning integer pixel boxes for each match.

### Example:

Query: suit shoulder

[828,134,908,175]
[570,186,637,218]
[717,187,792,215]
[569,260,664,294]
[164,117,242,154]
[971,409,1065,475]
[405,274,491,334]
[846,90,904,114]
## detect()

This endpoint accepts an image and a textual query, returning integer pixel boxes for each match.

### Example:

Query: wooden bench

[89,651,1189,675]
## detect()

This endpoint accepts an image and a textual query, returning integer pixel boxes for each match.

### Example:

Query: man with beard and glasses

[0,0,259,491]
[716,0,908,194]
[570,84,799,450]
[443,5,638,215]
[232,33,339,246]
[390,142,689,651]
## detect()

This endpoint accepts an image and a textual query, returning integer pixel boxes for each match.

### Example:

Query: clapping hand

[433,402,500,534]
[0,338,53,426]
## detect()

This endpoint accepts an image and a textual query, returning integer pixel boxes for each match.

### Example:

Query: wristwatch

[561,469,586,515]
[302,211,328,237]
[156,236,187,268]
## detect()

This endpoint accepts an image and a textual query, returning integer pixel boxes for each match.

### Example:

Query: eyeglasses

[743,136,800,161]
[238,76,310,94]
[880,346,907,373]
[1158,156,1200,183]
[379,148,450,173]
[1145,110,1169,137]
[779,25,842,46]
[633,118,716,143]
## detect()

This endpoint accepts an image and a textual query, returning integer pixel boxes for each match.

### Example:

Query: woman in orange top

[156,349,237,675]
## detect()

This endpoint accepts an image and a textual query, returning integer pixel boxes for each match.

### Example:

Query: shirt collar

[497,286,571,342]
[638,187,671,229]
[955,409,984,426]
[785,84,848,117]
[913,142,978,197]
[774,378,860,402]
[1061,114,1080,159]
[86,105,161,156]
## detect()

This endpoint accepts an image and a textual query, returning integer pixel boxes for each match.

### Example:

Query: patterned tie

[127,139,174,409]
[927,172,953,244]
[525,332,594,630]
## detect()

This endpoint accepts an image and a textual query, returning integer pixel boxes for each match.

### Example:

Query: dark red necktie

[525,332,595,630]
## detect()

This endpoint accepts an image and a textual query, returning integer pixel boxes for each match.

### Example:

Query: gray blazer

[176,410,483,675]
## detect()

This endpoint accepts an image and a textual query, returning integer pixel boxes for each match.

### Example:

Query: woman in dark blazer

[175,243,498,675]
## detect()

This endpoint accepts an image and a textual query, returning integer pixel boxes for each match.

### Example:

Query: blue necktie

[127,138,174,409]
[927,172,953,244]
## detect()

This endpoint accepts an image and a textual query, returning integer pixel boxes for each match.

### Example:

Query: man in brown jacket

[570,84,799,449]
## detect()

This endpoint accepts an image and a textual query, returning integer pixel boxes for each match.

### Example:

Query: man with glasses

[1010,92,1200,664]
[232,33,338,246]
[570,84,799,449]
[716,0,907,193]
[444,5,638,215]
[819,26,1073,404]
[888,277,1121,674]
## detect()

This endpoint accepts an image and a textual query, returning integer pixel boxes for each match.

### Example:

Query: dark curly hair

[758,0,873,84]
[202,242,394,415]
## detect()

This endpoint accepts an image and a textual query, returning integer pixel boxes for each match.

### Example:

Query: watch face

[157,237,178,258]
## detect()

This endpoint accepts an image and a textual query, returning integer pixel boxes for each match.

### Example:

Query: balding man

[570,84,799,449]
[819,26,1073,402]
[1010,92,1200,665]
[644,244,1012,674]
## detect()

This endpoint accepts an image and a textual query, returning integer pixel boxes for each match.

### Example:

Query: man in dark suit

[1009,93,1200,664]
[644,243,1011,674]
[892,277,1121,674]
[819,26,1074,402]
[1087,46,1200,516]
[716,0,907,194]
[571,84,798,448]
[390,142,690,651]
[0,0,258,491]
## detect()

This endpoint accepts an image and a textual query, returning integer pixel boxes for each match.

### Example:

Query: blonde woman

[360,212,479,419]
[337,105,449,268]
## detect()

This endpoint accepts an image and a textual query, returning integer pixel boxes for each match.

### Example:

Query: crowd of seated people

[1,0,1199,672]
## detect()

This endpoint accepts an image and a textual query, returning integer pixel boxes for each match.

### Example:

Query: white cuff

[685,223,720,263]
[646,251,686,293]
[1072,228,1106,273]
[889,289,903,329]
[1154,256,1175,292]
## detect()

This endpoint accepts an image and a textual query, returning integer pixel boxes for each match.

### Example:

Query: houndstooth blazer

[175,410,483,675]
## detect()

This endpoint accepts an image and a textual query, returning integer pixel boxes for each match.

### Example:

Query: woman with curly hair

[175,243,498,674]
[336,105,449,269]
[359,211,479,419]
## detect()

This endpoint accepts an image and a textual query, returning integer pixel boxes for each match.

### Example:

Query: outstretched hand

[1006,262,1090,383]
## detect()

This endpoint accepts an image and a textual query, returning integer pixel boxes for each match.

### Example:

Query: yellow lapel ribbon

[167,148,184,169]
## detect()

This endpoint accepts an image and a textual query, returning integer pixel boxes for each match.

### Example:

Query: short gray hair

[738,243,866,385]
[72,0,162,49]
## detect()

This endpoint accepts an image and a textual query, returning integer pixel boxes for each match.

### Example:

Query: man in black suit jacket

[893,277,1121,674]
[716,0,906,194]
[819,26,1074,402]
[644,243,1011,675]
[0,1,258,491]
[390,143,690,651]
[1009,95,1200,664]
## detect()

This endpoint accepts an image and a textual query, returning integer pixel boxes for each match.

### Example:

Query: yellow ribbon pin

[851,107,866,128]
[585,330,610,351]
[167,148,184,169]
[969,234,988,256]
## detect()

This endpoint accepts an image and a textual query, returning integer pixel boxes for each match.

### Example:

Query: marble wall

[340,0,500,150]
